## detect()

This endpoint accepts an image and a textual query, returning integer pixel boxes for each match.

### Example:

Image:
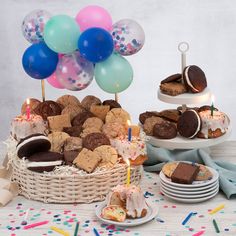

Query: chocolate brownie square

[170,162,200,184]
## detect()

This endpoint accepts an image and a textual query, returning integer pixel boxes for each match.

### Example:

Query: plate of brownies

[159,161,219,203]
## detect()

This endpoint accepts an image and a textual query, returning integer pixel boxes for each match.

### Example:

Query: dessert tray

[147,126,232,149]
[160,166,219,203]
[95,198,159,227]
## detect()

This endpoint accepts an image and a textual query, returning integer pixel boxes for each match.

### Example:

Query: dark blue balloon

[78,27,114,63]
[22,42,58,79]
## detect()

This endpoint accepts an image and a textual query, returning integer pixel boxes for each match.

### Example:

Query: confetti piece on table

[74,222,79,236]
[192,230,205,236]
[209,204,225,215]
[93,227,100,236]
[182,212,197,225]
[50,226,70,236]
[23,220,49,229]
[156,217,165,223]
[213,219,220,233]
[21,208,30,225]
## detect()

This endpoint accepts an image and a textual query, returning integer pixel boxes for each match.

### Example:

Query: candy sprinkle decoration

[209,204,225,215]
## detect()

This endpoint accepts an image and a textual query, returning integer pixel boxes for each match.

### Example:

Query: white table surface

[0,141,236,236]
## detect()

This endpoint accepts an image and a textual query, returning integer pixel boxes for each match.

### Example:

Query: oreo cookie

[183,65,207,93]
[17,134,51,158]
[27,151,64,172]
[177,110,201,139]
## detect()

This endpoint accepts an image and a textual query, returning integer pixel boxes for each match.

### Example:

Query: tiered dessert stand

[147,42,231,150]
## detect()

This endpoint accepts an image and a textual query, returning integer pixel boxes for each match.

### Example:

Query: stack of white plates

[160,166,219,203]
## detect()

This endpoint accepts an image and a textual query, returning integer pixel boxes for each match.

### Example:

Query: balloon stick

[115,93,118,102]
[41,80,45,102]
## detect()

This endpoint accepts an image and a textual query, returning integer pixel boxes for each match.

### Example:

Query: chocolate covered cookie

[82,132,110,151]
[27,151,63,172]
[63,126,82,137]
[71,111,94,127]
[177,109,201,139]
[34,100,62,120]
[102,100,121,109]
[153,121,177,139]
[139,111,160,124]
[160,73,182,84]
[183,65,207,93]
[17,134,51,158]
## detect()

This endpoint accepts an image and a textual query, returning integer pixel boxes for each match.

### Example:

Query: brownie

[158,109,180,123]
[170,162,200,184]
[160,82,187,96]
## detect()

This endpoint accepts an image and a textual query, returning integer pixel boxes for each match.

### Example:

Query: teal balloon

[44,15,80,54]
[95,53,133,93]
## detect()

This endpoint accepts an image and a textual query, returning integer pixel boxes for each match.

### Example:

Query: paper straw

[24,220,49,229]
[93,227,100,236]
[192,230,205,236]
[50,226,70,236]
[209,204,225,215]
[182,212,196,225]
[213,219,220,233]
[73,222,79,236]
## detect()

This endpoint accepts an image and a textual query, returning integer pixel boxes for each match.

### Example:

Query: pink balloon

[75,5,112,32]
[46,72,64,89]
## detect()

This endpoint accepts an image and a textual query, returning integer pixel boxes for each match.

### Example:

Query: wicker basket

[11,157,143,204]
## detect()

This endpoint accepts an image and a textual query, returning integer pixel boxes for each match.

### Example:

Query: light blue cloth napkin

[144,143,236,199]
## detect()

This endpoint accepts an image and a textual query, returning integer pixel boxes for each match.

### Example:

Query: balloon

[111,19,145,56]
[46,72,64,89]
[56,51,94,91]
[22,9,51,44]
[44,15,80,54]
[78,27,114,63]
[75,5,112,32]
[22,42,58,79]
[95,53,133,93]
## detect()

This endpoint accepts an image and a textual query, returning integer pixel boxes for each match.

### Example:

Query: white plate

[147,126,231,149]
[160,180,219,193]
[160,184,219,198]
[157,88,211,105]
[161,187,219,203]
[95,199,158,227]
[159,166,219,188]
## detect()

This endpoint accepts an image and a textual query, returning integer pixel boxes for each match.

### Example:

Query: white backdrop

[1,0,236,141]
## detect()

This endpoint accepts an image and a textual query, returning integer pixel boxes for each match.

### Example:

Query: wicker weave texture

[11,159,143,204]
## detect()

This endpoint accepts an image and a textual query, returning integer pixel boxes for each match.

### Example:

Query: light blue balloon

[44,15,80,54]
[95,53,133,93]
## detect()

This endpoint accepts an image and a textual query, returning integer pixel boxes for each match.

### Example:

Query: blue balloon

[78,27,114,63]
[22,42,58,79]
